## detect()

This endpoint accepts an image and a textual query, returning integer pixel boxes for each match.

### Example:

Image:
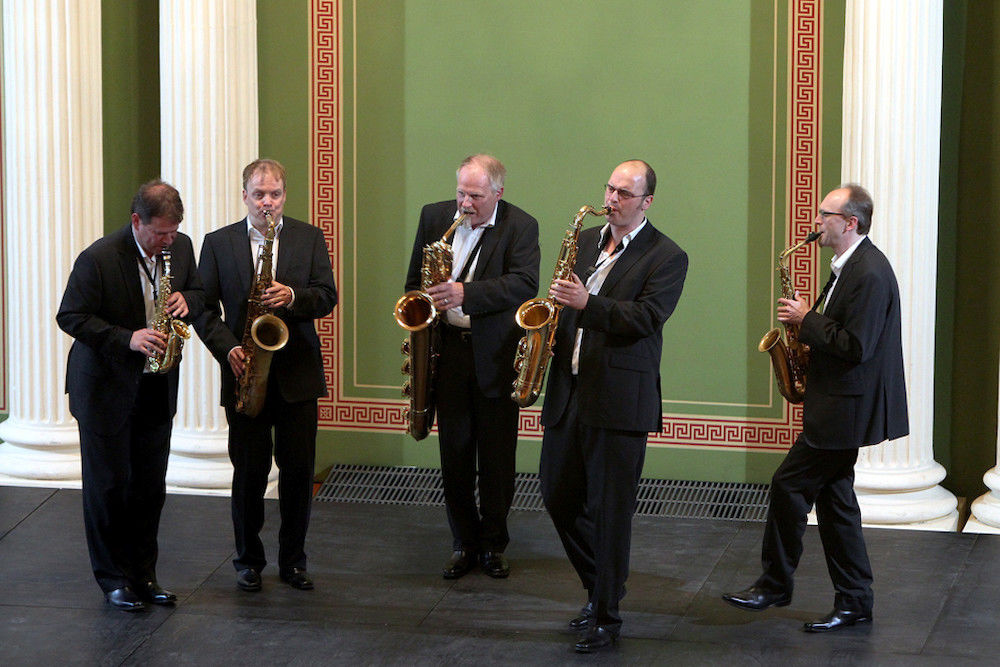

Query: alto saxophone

[510,204,610,408]
[393,212,467,440]
[148,247,191,373]
[758,230,821,404]
[235,211,290,417]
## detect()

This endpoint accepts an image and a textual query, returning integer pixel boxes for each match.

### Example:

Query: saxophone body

[236,211,290,418]
[511,205,610,408]
[148,248,191,374]
[758,231,821,404]
[394,213,466,440]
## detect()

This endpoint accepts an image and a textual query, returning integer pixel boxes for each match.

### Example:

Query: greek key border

[310,0,823,451]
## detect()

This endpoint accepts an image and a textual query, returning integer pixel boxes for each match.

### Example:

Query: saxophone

[148,248,191,374]
[235,211,290,417]
[510,204,610,408]
[758,230,821,404]
[393,212,467,440]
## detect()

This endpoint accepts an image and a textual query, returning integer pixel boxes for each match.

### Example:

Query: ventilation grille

[315,465,769,522]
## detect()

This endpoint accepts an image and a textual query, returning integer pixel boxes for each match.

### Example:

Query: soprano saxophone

[148,248,191,373]
[235,211,290,417]
[758,230,821,404]
[393,213,467,440]
[510,204,610,408]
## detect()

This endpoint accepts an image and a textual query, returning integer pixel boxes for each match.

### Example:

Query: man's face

[815,189,853,250]
[242,169,287,229]
[132,214,179,257]
[603,163,652,230]
[456,165,502,228]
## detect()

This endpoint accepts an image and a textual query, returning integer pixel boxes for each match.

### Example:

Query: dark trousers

[755,435,873,613]
[225,388,317,573]
[78,374,172,593]
[434,325,519,552]
[539,379,647,631]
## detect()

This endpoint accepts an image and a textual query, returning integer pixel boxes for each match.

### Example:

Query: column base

[855,484,959,531]
[964,489,1000,533]
[0,420,81,483]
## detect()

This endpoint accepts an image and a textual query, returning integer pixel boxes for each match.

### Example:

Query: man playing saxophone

[195,159,337,594]
[723,184,908,633]
[403,154,539,580]
[57,180,204,611]
[539,160,687,653]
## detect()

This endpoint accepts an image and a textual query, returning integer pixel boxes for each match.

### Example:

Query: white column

[159,0,259,494]
[0,0,104,486]
[965,363,1000,532]
[841,0,957,530]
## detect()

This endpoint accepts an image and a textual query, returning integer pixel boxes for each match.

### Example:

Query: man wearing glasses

[404,154,540,580]
[722,184,908,633]
[539,160,688,652]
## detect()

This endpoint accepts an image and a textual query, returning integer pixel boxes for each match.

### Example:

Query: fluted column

[159,0,259,493]
[0,0,104,486]
[841,0,957,530]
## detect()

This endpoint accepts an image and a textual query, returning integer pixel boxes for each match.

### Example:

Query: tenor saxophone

[148,247,191,374]
[758,230,821,404]
[235,211,290,417]
[393,213,466,440]
[510,205,610,408]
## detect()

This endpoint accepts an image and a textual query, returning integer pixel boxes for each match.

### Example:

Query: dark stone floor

[0,485,996,665]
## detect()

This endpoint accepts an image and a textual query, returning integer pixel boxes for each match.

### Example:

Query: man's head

[130,180,183,257]
[816,183,872,254]
[455,154,505,228]
[242,158,288,229]
[604,160,655,233]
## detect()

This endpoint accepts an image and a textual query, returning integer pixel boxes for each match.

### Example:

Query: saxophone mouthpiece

[805,231,821,243]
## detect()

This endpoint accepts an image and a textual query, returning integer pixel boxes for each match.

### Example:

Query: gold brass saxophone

[758,230,821,404]
[148,248,191,373]
[511,204,610,408]
[235,211,290,417]
[393,212,467,440]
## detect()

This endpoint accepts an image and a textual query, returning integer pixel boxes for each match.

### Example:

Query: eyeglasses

[605,184,650,200]
[818,210,849,219]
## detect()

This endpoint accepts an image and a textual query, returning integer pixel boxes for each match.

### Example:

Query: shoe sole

[721,595,791,611]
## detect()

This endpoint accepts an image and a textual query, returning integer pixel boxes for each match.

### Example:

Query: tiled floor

[0,485,994,665]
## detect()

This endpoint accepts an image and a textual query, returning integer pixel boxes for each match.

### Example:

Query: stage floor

[0,485,996,665]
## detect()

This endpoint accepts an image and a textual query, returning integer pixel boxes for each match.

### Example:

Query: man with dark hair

[540,160,688,652]
[195,158,337,593]
[404,154,540,580]
[722,183,908,633]
[57,179,204,611]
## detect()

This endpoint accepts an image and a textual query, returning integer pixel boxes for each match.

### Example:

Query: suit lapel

[471,202,503,281]
[228,219,254,293]
[825,236,871,315]
[275,219,295,284]
[115,225,146,326]
[598,222,655,296]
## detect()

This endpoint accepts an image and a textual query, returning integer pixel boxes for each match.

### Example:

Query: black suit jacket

[541,221,688,433]
[405,199,540,398]
[56,224,205,435]
[798,236,908,449]
[194,216,338,407]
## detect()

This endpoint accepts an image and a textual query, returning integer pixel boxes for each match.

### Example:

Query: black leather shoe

[569,602,594,630]
[138,580,177,605]
[280,567,314,590]
[803,608,872,632]
[479,551,510,579]
[236,568,262,592]
[105,586,146,612]
[574,625,619,653]
[442,549,477,579]
[721,586,791,611]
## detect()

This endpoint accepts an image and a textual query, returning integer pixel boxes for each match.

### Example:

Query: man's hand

[777,290,810,326]
[130,328,168,357]
[228,346,247,378]
[262,280,293,308]
[165,291,189,318]
[427,281,464,311]
[550,274,589,310]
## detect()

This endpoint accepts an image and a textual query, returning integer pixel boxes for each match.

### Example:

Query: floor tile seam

[0,488,59,541]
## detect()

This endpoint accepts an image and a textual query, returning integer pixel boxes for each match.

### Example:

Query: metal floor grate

[315,464,770,522]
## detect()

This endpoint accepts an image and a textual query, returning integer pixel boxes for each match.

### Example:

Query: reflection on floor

[0,485,996,665]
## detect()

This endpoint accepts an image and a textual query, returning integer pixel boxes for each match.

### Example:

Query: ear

[130,213,142,229]
[641,194,653,211]
[846,215,859,231]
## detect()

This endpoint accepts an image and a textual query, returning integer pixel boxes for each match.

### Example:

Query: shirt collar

[597,218,647,252]
[831,235,865,276]
[130,225,157,261]
[455,202,498,230]
[247,215,283,238]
